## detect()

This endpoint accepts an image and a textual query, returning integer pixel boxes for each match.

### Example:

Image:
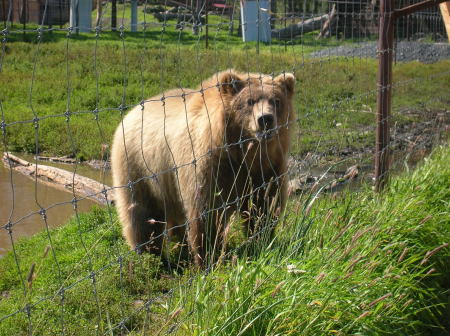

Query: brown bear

[111,69,295,266]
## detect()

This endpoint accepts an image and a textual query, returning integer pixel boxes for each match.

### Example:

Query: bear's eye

[247,98,256,106]
[269,98,280,110]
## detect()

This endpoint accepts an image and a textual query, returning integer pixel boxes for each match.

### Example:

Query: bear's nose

[258,114,274,131]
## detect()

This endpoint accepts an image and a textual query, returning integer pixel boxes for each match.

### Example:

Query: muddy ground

[288,108,449,193]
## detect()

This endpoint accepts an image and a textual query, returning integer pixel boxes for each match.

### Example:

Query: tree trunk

[270,0,277,29]
[111,0,117,31]
[272,13,330,39]
[287,0,300,13]
[96,0,102,27]
[317,4,336,39]
[59,0,63,28]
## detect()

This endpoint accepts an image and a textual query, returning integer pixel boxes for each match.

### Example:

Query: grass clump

[0,207,173,335]
[0,146,448,335]
[165,146,449,335]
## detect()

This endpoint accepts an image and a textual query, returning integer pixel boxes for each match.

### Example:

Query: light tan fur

[111,69,295,266]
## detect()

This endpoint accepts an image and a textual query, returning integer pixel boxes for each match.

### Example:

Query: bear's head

[211,69,295,174]
[217,70,295,145]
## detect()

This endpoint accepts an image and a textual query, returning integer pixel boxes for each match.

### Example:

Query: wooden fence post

[375,0,394,192]
[374,0,448,191]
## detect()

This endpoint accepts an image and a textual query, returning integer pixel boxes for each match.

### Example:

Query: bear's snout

[257,114,274,131]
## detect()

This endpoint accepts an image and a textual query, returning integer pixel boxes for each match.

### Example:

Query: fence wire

[0,0,449,334]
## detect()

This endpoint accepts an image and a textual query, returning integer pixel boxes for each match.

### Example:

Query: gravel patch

[310,41,450,63]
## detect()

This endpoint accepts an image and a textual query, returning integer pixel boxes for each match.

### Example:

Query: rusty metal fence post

[375,0,394,192]
[374,0,448,192]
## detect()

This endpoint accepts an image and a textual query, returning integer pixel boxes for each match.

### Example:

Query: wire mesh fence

[0,0,449,334]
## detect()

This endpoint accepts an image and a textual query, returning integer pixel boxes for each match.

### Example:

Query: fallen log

[2,152,114,205]
[34,155,77,164]
[153,12,206,27]
[272,13,330,39]
[153,12,180,22]
[317,4,336,39]
[288,165,360,195]
[324,165,359,191]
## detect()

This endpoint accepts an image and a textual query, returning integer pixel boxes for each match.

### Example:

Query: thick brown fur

[111,69,295,266]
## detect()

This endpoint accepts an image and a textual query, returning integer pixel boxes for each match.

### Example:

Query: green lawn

[1,27,449,160]
[0,146,448,335]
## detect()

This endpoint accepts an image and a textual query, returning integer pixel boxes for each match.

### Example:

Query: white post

[131,0,138,32]
[70,0,78,31]
[240,0,271,43]
[78,0,92,32]
[70,0,92,32]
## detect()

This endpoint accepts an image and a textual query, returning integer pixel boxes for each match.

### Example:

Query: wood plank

[440,1,450,42]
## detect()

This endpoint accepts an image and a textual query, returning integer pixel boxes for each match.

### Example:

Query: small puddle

[0,155,111,257]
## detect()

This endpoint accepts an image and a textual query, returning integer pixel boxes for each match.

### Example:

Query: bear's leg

[124,203,166,255]
[116,180,166,255]
[186,207,207,267]
[187,206,228,267]
[241,207,275,249]
[240,185,281,241]
[240,191,264,238]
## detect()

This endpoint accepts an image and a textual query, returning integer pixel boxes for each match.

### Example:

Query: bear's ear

[274,73,295,97]
[217,70,245,96]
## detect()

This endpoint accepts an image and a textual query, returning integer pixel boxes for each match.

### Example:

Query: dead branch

[317,4,337,39]
[272,13,330,39]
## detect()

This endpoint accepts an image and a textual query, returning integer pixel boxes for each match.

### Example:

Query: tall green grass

[0,146,448,335]
[0,207,172,335]
[164,146,449,335]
